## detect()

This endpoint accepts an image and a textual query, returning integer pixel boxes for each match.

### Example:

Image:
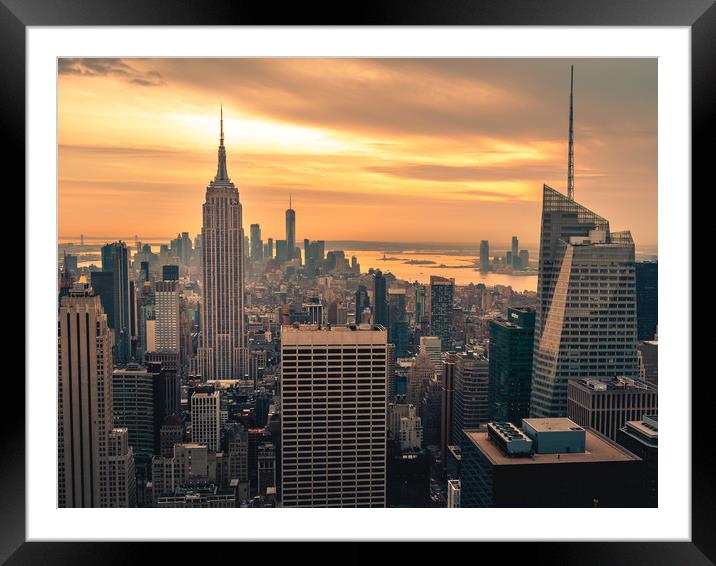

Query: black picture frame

[4,0,710,563]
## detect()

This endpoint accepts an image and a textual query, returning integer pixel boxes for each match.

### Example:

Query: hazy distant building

[286,198,296,261]
[480,240,490,272]
[58,285,113,507]
[250,223,263,261]
[197,110,247,380]
[511,236,519,268]
[530,186,638,418]
[355,285,370,325]
[388,288,409,357]
[281,324,387,507]
[430,276,454,352]
[162,264,179,282]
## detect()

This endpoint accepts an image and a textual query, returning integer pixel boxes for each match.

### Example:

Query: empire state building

[197,109,247,380]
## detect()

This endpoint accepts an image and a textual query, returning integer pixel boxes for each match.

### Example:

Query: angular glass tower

[530,185,638,418]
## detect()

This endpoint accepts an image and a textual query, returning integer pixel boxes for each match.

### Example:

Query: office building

[112,364,155,461]
[637,340,658,387]
[511,236,519,268]
[567,377,658,441]
[250,223,263,261]
[488,307,535,424]
[103,241,132,364]
[440,358,455,469]
[480,240,489,272]
[407,352,434,410]
[154,280,180,353]
[355,285,370,325]
[285,196,296,260]
[460,418,646,507]
[58,284,113,507]
[635,261,658,341]
[447,479,461,508]
[197,110,247,380]
[388,288,409,357]
[162,264,179,282]
[303,297,324,325]
[531,185,638,418]
[257,442,277,496]
[107,428,137,508]
[452,352,490,443]
[373,270,388,327]
[419,336,442,375]
[616,415,658,507]
[430,276,454,352]
[281,324,388,507]
[191,390,221,452]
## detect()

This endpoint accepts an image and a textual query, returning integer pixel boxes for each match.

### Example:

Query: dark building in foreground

[386,446,431,508]
[617,415,658,507]
[635,261,658,341]
[567,377,657,441]
[460,418,645,508]
[488,307,535,424]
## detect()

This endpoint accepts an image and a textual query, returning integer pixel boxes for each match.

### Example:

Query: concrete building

[452,352,490,446]
[281,324,388,507]
[191,391,221,452]
[567,377,658,441]
[460,418,646,507]
[107,428,137,508]
[154,280,180,353]
[447,479,461,508]
[58,285,113,507]
[419,336,442,375]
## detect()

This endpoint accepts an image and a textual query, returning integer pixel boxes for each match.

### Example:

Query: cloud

[58,58,164,86]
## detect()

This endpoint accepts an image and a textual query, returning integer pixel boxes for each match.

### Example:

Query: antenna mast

[567,65,575,200]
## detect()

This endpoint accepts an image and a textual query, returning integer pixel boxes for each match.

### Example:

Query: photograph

[56,57,659,509]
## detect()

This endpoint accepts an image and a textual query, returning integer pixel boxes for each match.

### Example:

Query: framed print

[5,0,712,563]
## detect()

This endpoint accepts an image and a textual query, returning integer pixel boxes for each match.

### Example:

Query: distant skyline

[58,58,657,247]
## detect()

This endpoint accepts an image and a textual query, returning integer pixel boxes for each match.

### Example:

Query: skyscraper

[58,284,113,507]
[429,275,454,352]
[191,390,221,452]
[250,223,263,261]
[387,288,408,357]
[103,241,132,364]
[285,195,296,261]
[530,185,638,418]
[373,270,388,327]
[488,307,535,424]
[635,261,658,341]
[154,280,180,353]
[355,284,370,324]
[452,351,489,446]
[197,109,247,380]
[511,236,519,268]
[280,324,388,507]
[480,240,489,272]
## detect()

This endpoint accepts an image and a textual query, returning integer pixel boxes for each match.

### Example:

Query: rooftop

[522,418,584,434]
[465,428,638,466]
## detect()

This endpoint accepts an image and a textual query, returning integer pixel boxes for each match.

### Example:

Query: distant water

[345,249,538,291]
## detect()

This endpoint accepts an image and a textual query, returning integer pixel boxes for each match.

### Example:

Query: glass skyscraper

[429,275,454,352]
[530,185,638,418]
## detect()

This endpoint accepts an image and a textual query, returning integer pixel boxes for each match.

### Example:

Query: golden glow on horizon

[58,58,657,246]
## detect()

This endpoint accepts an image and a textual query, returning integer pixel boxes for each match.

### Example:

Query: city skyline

[59,58,657,247]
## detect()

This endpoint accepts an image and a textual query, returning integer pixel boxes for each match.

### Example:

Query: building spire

[215,105,229,181]
[567,65,575,200]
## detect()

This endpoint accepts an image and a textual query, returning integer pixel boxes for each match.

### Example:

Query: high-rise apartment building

[191,390,221,452]
[280,324,388,507]
[530,185,638,418]
[430,276,454,352]
[154,280,180,353]
[488,307,535,424]
[58,284,113,507]
[197,110,247,380]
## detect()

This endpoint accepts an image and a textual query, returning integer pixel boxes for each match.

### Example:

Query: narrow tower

[567,65,575,200]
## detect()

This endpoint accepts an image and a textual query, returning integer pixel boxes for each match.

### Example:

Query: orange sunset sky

[58,58,657,247]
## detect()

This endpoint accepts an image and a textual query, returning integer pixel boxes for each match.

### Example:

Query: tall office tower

[197,109,247,381]
[567,377,658,441]
[180,232,192,265]
[519,249,529,270]
[511,236,519,268]
[530,185,638,418]
[154,281,180,353]
[387,288,409,357]
[355,285,370,325]
[58,284,113,508]
[103,241,132,364]
[406,352,434,410]
[281,324,388,507]
[275,240,288,263]
[635,261,658,341]
[267,237,274,259]
[616,415,658,507]
[415,285,427,325]
[112,364,155,462]
[452,352,489,446]
[285,196,296,261]
[373,270,388,327]
[250,223,263,261]
[488,307,535,424]
[430,276,454,352]
[440,357,456,469]
[139,261,150,282]
[194,233,203,269]
[394,404,423,450]
[257,442,277,496]
[419,336,443,375]
[387,343,397,399]
[480,240,490,272]
[191,390,221,452]
[89,271,114,327]
[226,423,249,484]
[107,428,137,508]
